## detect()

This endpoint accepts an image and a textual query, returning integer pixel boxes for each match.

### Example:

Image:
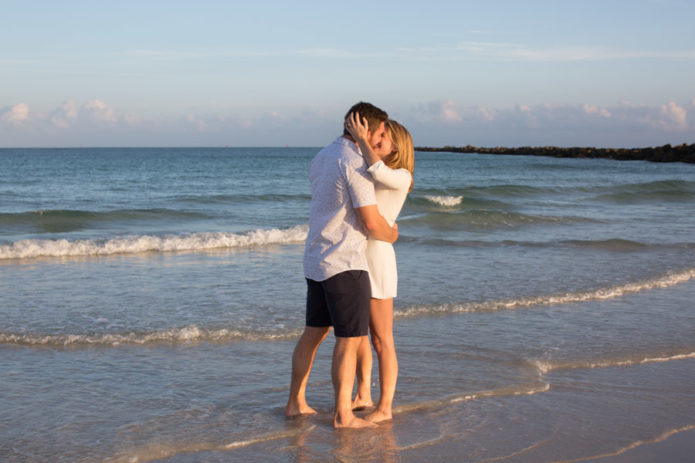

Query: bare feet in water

[351,395,374,411]
[285,402,318,417]
[334,414,378,429]
[365,409,392,424]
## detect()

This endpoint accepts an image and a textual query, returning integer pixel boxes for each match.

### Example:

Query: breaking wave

[533,351,695,375]
[0,225,308,260]
[396,267,695,317]
[0,325,302,348]
[424,195,463,207]
[552,425,695,463]
[4,268,693,349]
[104,426,316,463]
[394,382,551,415]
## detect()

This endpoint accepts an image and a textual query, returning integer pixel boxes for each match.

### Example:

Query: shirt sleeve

[342,158,377,208]
[367,160,412,190]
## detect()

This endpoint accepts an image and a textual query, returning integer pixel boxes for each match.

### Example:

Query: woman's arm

[368,162,412,190]
[347,112,412,190]
[345,112,381,166]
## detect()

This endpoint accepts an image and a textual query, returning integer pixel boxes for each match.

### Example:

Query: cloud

[185,114,208,132]
[82,100,118,125]
[440,100,463,123]
[2,98,692,148]
[405,99,694,147]
[658,101,688,130]
[123,112,145,127]
[415,100,691,132]
[582,104,612,118]
[1,103,30,125]
[50,100,78,128]
[126,43,695,63]
[456,41,695,61]
[395,42,695,62]
[127,47,389,61]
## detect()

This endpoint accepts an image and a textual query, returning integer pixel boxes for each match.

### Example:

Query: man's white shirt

[303,137,377,281]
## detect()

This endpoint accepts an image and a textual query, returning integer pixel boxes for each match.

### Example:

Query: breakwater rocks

[415,143,695,163]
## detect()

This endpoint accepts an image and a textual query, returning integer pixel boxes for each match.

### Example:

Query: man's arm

[355,204,398,244]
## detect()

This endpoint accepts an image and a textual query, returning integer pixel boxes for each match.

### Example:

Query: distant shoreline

[415,143,695,163]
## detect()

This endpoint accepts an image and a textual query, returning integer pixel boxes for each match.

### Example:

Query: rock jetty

[415,143,695,163]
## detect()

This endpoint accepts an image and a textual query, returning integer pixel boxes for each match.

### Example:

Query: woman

[346,112,414,423]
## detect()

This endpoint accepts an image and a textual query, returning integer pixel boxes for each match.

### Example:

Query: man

[285,102,398,429]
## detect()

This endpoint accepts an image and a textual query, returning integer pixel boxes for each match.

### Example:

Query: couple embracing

[285,102,414,429]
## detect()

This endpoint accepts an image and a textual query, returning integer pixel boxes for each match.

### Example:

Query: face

[374,133,394,158]
[368,122,393,158]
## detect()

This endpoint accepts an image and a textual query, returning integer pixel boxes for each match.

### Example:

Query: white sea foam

[394,382,550,415]
[425,195,463,207]
[552,425,695,463]
[0,326,302,347]
[0,225,308,259]
[396,268,695,318]
[104,426,315,463]
[533,351,695,374]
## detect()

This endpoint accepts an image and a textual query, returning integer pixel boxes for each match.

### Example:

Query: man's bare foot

[285,402,318,417]
[351,395,374,411]
[365,409,392,424]
[334,414,377,429]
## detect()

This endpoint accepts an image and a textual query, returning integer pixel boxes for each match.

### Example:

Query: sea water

[1,147,694,462]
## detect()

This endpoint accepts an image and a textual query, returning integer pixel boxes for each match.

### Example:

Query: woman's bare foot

[351,395,374,411]
[285,402,318,417]
[334,414,377,429]
[365,409,392,424]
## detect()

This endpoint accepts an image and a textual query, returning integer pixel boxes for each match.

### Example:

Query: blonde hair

[384,120,415,192]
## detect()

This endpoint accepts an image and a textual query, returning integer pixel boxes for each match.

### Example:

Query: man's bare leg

[352,336,374,410]
[365,298,398,423]
[332,336,377,429]
[285,326,330,417]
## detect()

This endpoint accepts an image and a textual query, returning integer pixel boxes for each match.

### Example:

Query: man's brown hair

[343,102,388,137]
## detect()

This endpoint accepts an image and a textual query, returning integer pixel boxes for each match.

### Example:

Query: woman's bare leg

[352,336,374,409]
[366,297,398,423]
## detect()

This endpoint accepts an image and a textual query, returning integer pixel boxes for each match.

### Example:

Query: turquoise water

[1,147,694,462]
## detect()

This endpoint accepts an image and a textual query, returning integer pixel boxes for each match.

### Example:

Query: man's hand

[390,222,399,244]
[356,205,398,243]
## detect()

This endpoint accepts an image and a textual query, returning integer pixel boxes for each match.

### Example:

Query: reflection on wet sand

[289,416,397,463]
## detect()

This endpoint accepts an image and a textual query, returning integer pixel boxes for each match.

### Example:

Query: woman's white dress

[366,160,412,299]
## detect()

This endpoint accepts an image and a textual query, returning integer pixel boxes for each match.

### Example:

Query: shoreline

[415,143,695,163]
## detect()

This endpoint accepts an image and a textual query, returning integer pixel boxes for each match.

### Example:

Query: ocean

[1,146,694,462]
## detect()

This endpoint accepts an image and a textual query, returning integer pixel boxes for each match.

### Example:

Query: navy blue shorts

[305,270,371,338]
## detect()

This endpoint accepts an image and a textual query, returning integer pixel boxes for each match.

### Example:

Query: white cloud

[123,112,144,127]
[82,100,118,125]
[395,42,695,62]
[418,100,691,132]
[476,106,496,122]
[658,101,688,130]
[582,104,612,118]
[405,98,694,147]
[440,100,462,123]
[123,42,695,65]
[451,41,695,61]
[1,103,30,125]
[185,114,208,132]
[2,98,693,148]
[50,100,78,128]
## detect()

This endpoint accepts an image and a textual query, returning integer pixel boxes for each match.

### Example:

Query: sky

[1,0,694,147]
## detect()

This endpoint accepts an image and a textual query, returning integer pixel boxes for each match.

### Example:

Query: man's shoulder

[317,137,365,167]
[321,136,358,155]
